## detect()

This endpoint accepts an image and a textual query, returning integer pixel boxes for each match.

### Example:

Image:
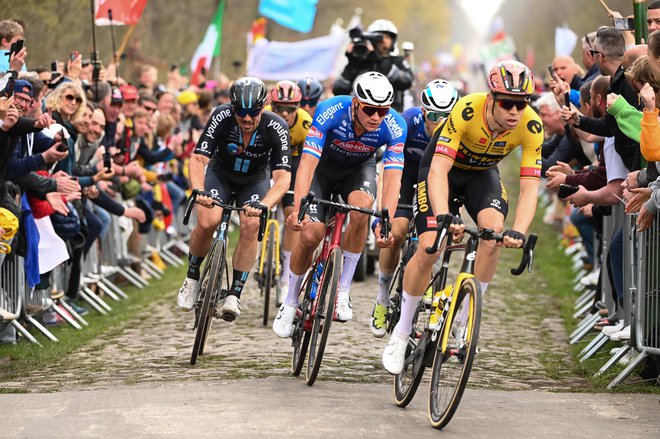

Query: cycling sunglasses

[495,98,528,111]
[426,110,450,123]
[234,106,263,118]
[272,104,298,114]
[301,98,319,107]
[359,103,390,117]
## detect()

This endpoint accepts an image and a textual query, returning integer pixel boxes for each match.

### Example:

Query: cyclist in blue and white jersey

[369,79,459,337]
[273,72,407,337]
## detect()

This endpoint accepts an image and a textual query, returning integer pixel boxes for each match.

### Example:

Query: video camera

[348,26,383,60]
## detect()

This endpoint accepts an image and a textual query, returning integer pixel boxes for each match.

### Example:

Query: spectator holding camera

[332,19,414,112]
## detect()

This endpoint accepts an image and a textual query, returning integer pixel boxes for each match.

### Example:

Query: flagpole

[90,0,99,98]
[108,9,120,81]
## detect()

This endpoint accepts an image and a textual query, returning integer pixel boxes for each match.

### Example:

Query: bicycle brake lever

[257,205,268,242]
[298,191,316,224]
[510,233,537,275]
[183,189,199,226]
[425,215,453,254]
[380,207,390,240]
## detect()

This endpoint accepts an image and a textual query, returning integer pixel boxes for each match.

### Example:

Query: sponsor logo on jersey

[384,114,404,139]
[462,104,474,121]
[199,140,209,150]
[413,113,423,126]
[331,139,375,153]
[308,126,323,139]
[479,137,487,144]
[206,108,231,136]
[389,142,404,154]
[494,141,506,147]
[527,120,543,134]
[434,144,456,158]
[417,181,430,213]
[227,143,240,155]
[520,166,541,178]
[490,199,501,209]
[267,119,289,149]
[316,102,344,126]
[302,120,312,130]
[536,159,543,165]
[437,135,451,143]
[426,217,437,228]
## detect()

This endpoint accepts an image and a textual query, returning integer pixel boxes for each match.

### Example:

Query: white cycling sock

[338,250,361,296]
[479,281,489,295]
[377,271,393,306]
[280,250,292,285]
[394,291,422,336]
[285,272,304,307]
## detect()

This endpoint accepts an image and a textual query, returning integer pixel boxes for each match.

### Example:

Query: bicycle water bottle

[429,284,452,330]
[309,262,323,300]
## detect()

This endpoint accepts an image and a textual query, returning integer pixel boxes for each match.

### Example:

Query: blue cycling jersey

[302,96,406,171]
[401,107,431,168]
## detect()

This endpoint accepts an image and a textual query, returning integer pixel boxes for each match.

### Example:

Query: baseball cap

[110,87,123,104]
[119,84,139,101]
[14,79,33,97]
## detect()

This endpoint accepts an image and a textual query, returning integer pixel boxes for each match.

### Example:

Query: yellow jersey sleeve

[518,108,544,179]
[433,94,474,161]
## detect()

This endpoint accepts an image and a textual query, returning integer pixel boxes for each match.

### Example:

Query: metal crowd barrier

[608,211,660,388]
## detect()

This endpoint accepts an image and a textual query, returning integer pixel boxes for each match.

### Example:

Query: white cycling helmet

[353,72,394,107]
[367,19,398,47]
[421,79,459,113]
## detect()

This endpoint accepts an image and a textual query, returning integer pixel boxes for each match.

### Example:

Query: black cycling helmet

[296,77,324,101]
[229,76,268,109]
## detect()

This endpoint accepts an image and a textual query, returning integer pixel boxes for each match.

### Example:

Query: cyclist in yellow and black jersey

[266,80,312,302]
[383,60,544,374]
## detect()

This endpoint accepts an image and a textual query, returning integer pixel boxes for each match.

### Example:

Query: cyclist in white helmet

[272,71,407,338]
[370,80,459,337]
[333,19,414,112]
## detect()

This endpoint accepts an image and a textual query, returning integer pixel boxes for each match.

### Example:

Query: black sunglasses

[234,106,262,118]
[426,110,450,123]
[589,48,604,58]
[359,103,389,117]
[301,98,319,107]
[273,104,298,114]
[64,94,83,104]
[495,98,528,111]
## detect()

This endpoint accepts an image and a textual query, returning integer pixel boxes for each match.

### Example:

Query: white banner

[247,31,345,81]
[555,26,578,57]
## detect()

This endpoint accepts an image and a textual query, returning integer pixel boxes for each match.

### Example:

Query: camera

[348,26,383,60]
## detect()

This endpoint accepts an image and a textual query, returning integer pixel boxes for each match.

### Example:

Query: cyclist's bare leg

[281,205,298,288]
[474,207,505,290]
[189,205,224,257]
[232,212,260,272]
[285,221,325,305]
[376,217,408,305]
[393,230,438,336]
[339,190,373,296]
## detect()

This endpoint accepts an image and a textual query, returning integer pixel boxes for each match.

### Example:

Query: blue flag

[258,0,318,33]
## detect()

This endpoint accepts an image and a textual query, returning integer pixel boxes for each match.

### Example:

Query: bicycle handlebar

[182,189,269,242]
[423,214,538,275]
[297,192,390,237]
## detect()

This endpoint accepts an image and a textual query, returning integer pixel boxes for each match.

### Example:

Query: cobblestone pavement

[2,246,586,393]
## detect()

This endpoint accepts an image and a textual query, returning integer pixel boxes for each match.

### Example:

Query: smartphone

[558,184,579,199]
[547,64,555,79]
[10,39,24,56]
[564,91,571,108]
[69,50,79,62]
[50,61,58,73]
[57,130,68,152]
[612,17,635,31]
[103,150,112,172]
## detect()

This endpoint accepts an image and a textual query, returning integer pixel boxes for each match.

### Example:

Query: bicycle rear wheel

[291,272,313,376]
[261,222,276,326]
[428,277,481,429]
[305,247,342,386]
[190,240,225,365]
[393,300,429,407]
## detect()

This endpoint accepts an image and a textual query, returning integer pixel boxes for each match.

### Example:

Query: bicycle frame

[257,212,281,278]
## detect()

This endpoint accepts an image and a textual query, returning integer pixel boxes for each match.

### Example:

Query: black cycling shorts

[413,165,509,235]
[395,170,417,220]
[306,157,377,222]
[281,155,301,208]
[205,158,271,206]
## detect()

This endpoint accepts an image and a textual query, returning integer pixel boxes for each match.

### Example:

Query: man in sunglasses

[370,79,459,338]
[178,77,291,322]
[265,80,312,304]
[273,71,405,338]
[383,60,545,374]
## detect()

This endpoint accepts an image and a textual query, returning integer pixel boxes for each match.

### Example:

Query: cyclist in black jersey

[177,77,291,322]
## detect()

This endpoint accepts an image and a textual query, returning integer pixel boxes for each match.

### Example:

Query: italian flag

[190,0,225,85]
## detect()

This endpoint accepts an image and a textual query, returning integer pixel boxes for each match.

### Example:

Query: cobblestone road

[2,245,586,393]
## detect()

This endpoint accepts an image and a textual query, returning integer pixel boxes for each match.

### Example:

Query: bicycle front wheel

[261,222,276,326]
[305,247,342,386]
[291,273,313,376]
[428,277,481,429]
[190,240,225,365]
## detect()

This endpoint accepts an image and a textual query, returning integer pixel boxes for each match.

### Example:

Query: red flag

[95,0,148,26]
